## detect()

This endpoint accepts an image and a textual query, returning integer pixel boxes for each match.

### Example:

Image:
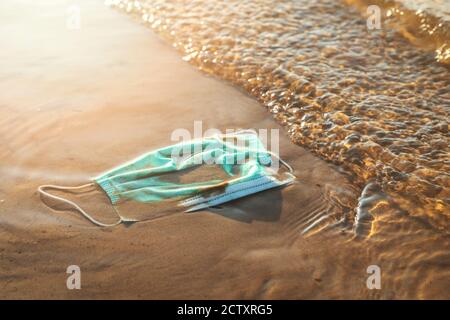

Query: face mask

[38,131,295,227]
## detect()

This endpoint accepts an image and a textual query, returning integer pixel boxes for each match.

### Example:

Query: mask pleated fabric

[38,131,295,227]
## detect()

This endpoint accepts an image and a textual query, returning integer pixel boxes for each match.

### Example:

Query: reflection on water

[347,0,450,64]
[0,0,447,299]
[108,0,449,235]
[107,0,450,298]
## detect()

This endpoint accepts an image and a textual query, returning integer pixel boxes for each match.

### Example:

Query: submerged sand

[0,0,448,299]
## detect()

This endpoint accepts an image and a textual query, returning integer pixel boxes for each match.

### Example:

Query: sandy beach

[1,0,448,299]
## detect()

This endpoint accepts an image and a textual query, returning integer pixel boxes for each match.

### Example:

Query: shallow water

[104,0,450,298]
[109,0,449,235]
[347,0,450,64]
[0,0,449,299]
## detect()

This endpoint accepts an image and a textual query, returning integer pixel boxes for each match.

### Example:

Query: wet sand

[0,1,448,299]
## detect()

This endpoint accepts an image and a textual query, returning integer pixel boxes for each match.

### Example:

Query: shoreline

[0,0,362,299]
[1,0,448,299]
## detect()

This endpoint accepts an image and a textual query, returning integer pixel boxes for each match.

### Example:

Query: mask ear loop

[37,183,122,227]
[267,150,295,180]
[37,133,294,226]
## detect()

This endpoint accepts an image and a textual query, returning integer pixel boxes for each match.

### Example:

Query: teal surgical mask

[38,131,295,227]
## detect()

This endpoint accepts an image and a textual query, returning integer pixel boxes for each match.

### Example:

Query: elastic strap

[37,183,122,227]
[267,150,294,174]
